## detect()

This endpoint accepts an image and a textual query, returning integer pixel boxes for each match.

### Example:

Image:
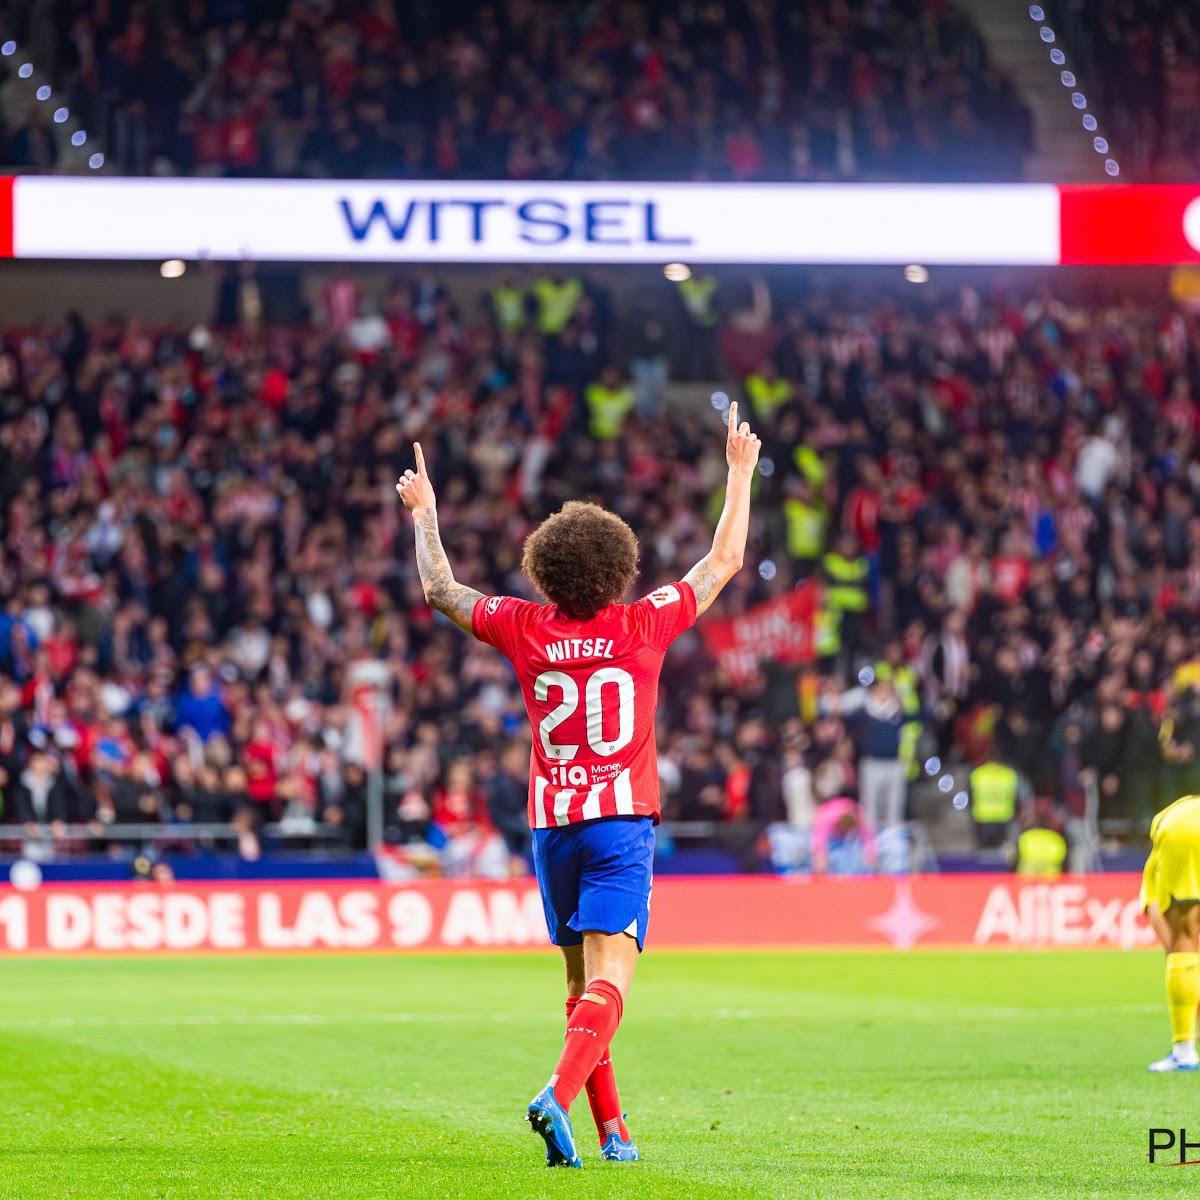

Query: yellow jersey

[1141,796,1200,912]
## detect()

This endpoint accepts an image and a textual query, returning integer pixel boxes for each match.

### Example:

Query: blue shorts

[531,816,654,952]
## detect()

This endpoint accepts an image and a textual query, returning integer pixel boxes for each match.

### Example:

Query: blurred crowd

[0,0,1030,181]
[1048,0,1200,180]
[2,264,1200,877]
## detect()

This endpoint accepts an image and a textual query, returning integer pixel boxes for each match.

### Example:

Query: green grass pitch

[0,949,1195,1198]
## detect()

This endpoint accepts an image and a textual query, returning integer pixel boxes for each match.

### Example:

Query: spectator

[490,274,528,336]
[1015,800,1068,878]
[584,366,636,441]
[969,755,1023,849]
[15,749,71,834]
[744,360,792,424]
[242,716,282,817]
[828,679,908,831]
[175,666,229,743]
[810,794,877,876]
[1160,678,1200,804]
[487,741,533,859]
[822,531,871,662]
[946,534,992,615]
[435,760,510,879]
[1081,702,1132,822]
[531,273,584,337]
[925,610,972,748]
[783,477,828,573]
[679,743,728,823]
[319,761,367,849]
[675,271,719,377]
[627,294,671,421]
[1075,416,1127,501]
[169,754,231,825]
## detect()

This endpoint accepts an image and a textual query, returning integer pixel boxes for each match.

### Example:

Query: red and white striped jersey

[472,582,697,829]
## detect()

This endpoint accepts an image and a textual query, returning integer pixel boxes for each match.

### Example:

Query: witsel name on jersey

[544,637,616,662]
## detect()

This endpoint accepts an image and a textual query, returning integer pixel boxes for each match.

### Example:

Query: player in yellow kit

[1142,796,1200,1071]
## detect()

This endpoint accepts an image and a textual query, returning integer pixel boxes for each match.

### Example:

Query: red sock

[550,980,623,1111]
[565,997,630,1145]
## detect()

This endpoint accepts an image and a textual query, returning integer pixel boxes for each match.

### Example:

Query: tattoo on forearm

[689,559,721,608]
[413,509,484,630]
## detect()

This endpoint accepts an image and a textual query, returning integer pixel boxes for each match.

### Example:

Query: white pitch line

[0,1009,770,1030]
[0,1004,1161,1031]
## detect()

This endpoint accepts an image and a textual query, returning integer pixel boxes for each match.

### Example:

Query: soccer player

[1142,795,1200,1071]
[396,401,760,1164]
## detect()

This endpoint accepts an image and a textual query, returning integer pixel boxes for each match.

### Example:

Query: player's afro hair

[522,501,639,620]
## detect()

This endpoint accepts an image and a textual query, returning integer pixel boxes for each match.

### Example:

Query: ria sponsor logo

[339,196,691,247]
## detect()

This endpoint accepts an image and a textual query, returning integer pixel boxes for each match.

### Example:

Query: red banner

[1059,184,1200,265]
[0,176,11,259]
[699,584,817,683]
[0,874,1151,955]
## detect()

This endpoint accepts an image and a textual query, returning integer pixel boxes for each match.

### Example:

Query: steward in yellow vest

[531,273,583,335]
[876,642,922,780]
[677,273,718,327]
[970,759,1020,851]
[813,599,840,661]
[491,278,527,334]
[970,760,1019,824]
[744,363,793,423]
[782,477,828,566]
[793,443,827,488]
[1016,824,1067,877]
[585,367,635,440]
[821,534,869,616]
[820,532,869,661]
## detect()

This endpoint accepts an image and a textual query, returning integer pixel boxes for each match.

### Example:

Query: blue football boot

[600,1126,641,1162]
[527,1086,582,1167]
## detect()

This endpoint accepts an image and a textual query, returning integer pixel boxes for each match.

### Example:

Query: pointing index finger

[414,442,426,475]
[728,400,738,436]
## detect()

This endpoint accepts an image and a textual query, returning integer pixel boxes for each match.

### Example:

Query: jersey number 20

[534,668,634,760]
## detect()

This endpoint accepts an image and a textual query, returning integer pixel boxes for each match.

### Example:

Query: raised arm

[396,443,484,635]
[685,400,761,617]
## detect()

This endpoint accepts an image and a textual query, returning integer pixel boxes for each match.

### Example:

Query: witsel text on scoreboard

[2,177,1200,266]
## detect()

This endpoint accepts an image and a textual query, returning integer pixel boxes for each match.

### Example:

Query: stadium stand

[1046,0,1200,179]
[0,0,1032,181]
[0,268,1193,875]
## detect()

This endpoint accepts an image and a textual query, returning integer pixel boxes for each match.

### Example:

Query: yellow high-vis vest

[677,275,718,326]
[783,499,828,561]
[532,276,583,335]
[1017,827,1067,877]
[491,284,526,333]
[969,761,1018,824]
[744,373,792,422]
[822,552,868,613]
[585,383,635,440]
